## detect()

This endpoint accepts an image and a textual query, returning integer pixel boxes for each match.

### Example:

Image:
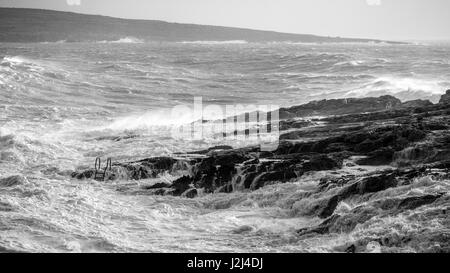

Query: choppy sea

[0,40,449,252]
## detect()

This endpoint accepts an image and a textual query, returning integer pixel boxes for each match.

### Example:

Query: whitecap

[179,40,248,45]
[98,37,144,44]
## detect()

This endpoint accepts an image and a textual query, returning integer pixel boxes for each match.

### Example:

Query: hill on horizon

[0,8,400,43]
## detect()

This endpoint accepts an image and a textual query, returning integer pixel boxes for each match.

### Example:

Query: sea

[0,39,449,252]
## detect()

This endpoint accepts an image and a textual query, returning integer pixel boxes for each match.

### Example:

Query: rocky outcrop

[298,192,445,237]
[66,93,450,252]
[70,94,450,208]
[71,156,190,181]
[439,90,450,104]
[279,95,402,119]
[276,124,428,160]
[401,99,434,108]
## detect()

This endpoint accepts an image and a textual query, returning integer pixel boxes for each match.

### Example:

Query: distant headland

[0,8,405,43]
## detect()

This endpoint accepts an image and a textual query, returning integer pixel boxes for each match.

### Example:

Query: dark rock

[345,245,356,253]
[276,125,427,157]
[280,95,402,119]
[142,182,171,190]
[356,147,395,165]
[152,188,174,196]
[171,176,193,196]
[280,119,313,130]
[298,194,443,237]
[338,173,398,200]
[191,150,254,193]
[317,175,355,192]
[401,99,434,108]
[180,145,234,155]
[398,194,444,210]
[317,195,340,219]
[67,93,450,224]
[71,169,94,180]
[128,165,152,180]
[393,145,438,167]
[297,215,341,236]
[250,169,298,190]
[327,206,379,233]
[439,90,450,104]
[135,157,178,170]
[311,172,398,219]
[181,188,198,199]
[302,154,343,172]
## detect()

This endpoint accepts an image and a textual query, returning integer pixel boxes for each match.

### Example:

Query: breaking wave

[345,77,449,102]
[1,41,450,252]
[179,40,248,45]
[99,37,144,44]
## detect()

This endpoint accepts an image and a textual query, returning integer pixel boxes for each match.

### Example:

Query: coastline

[69,91,450,253]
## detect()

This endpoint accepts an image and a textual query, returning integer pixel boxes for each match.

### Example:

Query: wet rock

[171,175,193,196]
[338,173,398,200]
[397,194,444,210]
[317,175,355,192]
[302,154,343,172]
[190,150,255,193]
[180,145,234,155]
[280,119,313,130]
[345,245,356,253]
[393,145,438,167]
[328,206,379,233]
[303,172,398,219]
[298,191,447,237]
[439,90,450,104]
[71,169,95,180]
[142,182,171,190]
[401,99,434,108]
[152,188,174,196]
[356,147,395,165]
[276,125,427,157]
[353,126,427,154]
[280,95,402,119]
[67,93,450,221]
[133,157,179,171]
[250,169,298,190]
[232,225,254,234]
[126,165,152,180]
[297,215,341,236]
[181,188,198,199]
[317,195,340,219]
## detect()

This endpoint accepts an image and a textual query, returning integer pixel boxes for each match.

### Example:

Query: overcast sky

[1,0,450,41]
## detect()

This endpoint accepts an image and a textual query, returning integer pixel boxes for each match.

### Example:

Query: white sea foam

[179,40,248,45]
[1,56,29,65]
[99,37,144,44]
[1,41,449,253]
[39,40,67,44]
[345,76,448,102]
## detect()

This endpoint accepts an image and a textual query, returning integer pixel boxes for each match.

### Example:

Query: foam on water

[179,40,248,45]
[0,42,449,252]
[345,76,448,102]
[98,37,144,44]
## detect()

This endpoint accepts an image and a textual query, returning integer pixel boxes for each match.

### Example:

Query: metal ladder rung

[94,157,112,181]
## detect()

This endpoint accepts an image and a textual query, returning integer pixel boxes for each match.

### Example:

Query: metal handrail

[94,157,112,181]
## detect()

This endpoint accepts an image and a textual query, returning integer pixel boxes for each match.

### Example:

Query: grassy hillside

[0,8,395,43]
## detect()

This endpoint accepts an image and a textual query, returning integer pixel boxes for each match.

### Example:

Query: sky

[1,0,450,41]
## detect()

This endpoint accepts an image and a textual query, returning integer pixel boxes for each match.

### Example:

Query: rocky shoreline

[72,90,450,253]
